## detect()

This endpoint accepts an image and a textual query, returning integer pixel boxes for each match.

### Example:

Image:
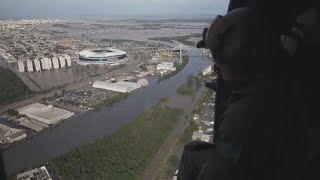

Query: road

[142,89,204,180]
[0,57,144,114]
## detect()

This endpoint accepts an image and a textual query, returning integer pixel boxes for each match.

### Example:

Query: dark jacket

[178,78,305,180]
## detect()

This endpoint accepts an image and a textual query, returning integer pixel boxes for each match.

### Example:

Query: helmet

[199,7,281,76]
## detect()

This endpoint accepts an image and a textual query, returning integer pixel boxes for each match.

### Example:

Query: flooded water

[2,48,212,175]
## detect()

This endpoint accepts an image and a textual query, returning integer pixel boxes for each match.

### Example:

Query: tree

[8,109,19,116]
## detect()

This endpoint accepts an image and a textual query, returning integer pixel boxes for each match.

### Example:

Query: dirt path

[142,90,204,180]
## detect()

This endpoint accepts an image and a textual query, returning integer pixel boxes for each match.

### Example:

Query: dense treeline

[51,101,183,179]
[0,67,33,106]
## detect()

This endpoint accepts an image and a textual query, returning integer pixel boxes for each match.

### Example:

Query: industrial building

[202,65,213,76]
[34,59,41,72]
[26,60,34,72]
[93,80,142,93]
[18,61,25,72]
[52,57,59,69]
[156,62,176,71]
[17,103,74,125]
[17,166,52,180]
[59,56,66,67]
[0,124,27,144]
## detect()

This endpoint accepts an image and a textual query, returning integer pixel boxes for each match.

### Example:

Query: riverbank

[50,97,183,179]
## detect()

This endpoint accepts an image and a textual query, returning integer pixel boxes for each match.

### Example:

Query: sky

[0,0,229,18]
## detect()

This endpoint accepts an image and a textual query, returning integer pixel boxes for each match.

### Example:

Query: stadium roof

[79,48,126,58]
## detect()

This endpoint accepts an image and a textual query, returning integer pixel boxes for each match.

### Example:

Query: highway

[0,56,144,114]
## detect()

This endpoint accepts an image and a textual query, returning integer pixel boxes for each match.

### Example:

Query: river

[2,48,212,175]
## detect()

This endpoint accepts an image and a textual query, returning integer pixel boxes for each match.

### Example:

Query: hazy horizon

[0,0,228,19]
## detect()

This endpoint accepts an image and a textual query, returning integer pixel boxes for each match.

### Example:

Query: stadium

[77,48,128,65]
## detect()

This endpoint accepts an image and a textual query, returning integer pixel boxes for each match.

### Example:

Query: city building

[78,48,128,65]
[41,58,48,70]
[65,55,72,67]
[52,57,59,69]
[202,65,213,76]
[34,59,41,72]
[59,56,66,67]
[156,62,176,71]
[17,103,74,125]
[47,58,53,69]
[0,124,27,144]
[18,61,25,72]
[17,166,52,180]
[192,131,203,141]
[26,60,34,72]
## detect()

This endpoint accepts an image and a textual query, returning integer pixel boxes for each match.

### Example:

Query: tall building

[18,61,25,73]
[47,58,52,70]
[41,58,48,70]
[34,59,41,72]
[27,60,34,72]
[52,57,59,69]
[59,56,66,68]
[65,55,72,67]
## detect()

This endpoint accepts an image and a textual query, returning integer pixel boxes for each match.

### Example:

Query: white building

[17,103,74,125]
[47,58,52,69]
[41,58,47,70]
[0,124,27,144]
[202,65,213,76]
[93,81,136,93]
[52,57,59,69]
[18,61,25,72]
[59,56,66,67]
[156,62,176,71]
[34,59,41,72]
[26,60,34,72]
[17,166,52,180]
[65,54,72,67]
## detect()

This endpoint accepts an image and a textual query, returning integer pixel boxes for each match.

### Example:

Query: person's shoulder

[183,141,215,152]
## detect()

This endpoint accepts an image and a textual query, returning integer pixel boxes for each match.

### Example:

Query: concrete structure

[65,54,72,66]
[52,57,59,69]
[17,166,52,180]
[47,58,52,69]
[59,56,66,67]
[78,48,128,65]
[156,62,176,71]
[202,65,213,76]
[17,61,25,72]
[26,60,34,72]
[117,81,142,90]
[137,78,149,87]
[18,118,44,132]
[17,103,74,125]
[192,131,203,141]
[0,124,27,144]
[93,81,136,93]
[34,59,41,72]
[201,134,211,142]
[41,58,48,70]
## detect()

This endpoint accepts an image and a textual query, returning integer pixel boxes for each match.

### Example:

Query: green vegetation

[157,55,189,82]
[177,74,203,97]
[140,64,148,72]
[0,67,34,106]
[7,109,19,116]
[177,84,194,97]
[155,109,199,180]
[155,89,212,180]
[51,100,184,180]
[194,89,214,115]
[93,93,130,109]
[149,34,201,46]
